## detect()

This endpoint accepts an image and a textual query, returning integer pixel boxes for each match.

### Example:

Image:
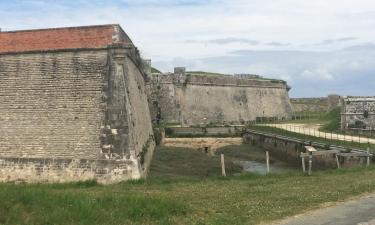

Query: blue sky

[1,0,375,97]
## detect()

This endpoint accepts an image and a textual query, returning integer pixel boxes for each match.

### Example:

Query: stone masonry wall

[0,48,155,183]
[147,74,292,125]
[0,50,107,159]
[341,97,375,130]
[122,51,155,175]
[0,157,138,184]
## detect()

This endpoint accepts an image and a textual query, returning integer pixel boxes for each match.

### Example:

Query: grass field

[149,146,243,179]
[0,146,375,225]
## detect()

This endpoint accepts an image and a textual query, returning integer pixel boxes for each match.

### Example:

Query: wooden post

[335,154,340,169]
[221,154,226,177]
[301,156,306,173]
[308,153,313,176]
[266,151,270,174]
[367,147,370,167]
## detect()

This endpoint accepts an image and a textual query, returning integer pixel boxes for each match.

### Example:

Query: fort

[0,25,155,184]
[146,67,293,126]
[0,24,301,184]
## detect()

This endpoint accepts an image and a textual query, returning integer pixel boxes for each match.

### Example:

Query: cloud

[185,38,261,45]
[1,0,375,97]
[316,37,359,45]
[341,43,375,51]
[185,38,289,47]
[153,43,375,97]
[265,42,290,47]
[301,68,334,80]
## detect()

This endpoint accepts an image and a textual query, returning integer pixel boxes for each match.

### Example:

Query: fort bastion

[146,67,293,125]
[0,25,155,183]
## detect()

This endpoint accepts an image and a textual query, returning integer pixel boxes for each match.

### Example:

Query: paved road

[270,193,375,225]
[262,123,375,145]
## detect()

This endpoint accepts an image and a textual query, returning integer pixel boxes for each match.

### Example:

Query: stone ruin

[0,25,155,184]
[341,96,375,131]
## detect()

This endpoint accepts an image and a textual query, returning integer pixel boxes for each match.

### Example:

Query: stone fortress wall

[290,94,341,113]
[146,67,293,125]
[341,96,375,131]
[0,25,155,184]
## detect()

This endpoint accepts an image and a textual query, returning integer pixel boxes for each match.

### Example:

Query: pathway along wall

[147,73,293,126]
[243,130,369,169]
[0,25,155,184]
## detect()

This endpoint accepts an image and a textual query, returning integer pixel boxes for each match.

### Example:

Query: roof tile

[0,24,128,53]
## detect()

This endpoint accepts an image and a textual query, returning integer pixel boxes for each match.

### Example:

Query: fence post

[335,154,340,169]
[266,151,270,174]
[308,153,313,176]
[221,154,226,177]
[367,147,370,167]
[301,156,306,173]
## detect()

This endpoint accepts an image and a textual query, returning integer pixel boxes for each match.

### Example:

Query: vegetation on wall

[319,107,341,132]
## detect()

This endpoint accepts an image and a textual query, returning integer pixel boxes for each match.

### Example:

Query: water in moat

[234,160,295,175]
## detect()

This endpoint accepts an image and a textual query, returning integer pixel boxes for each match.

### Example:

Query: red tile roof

[0,24,131,54]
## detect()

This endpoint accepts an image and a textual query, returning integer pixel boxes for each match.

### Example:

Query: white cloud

[301,68,334,80]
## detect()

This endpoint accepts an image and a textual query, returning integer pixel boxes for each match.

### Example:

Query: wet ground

[235,160,295,174]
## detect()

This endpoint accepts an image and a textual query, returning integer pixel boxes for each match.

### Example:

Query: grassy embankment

[319,107,341,132]
[276,107,340,127]
[281,107,372,137]
[1,145,375,225]
[251,106,375,151]
[249,125,375,152]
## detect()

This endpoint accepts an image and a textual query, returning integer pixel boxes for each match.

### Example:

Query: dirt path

[270,193,375,225]
[262,124,375,144]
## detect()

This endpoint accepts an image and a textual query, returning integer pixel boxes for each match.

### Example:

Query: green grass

[1,166,375,225]
[0,146,374,224]
[319,107,341,132]
[249,125,375,152]
[150,146,242,179]
[151,66,161,73]
[286,107,340,125]
[163,127,241,138]
[216,144,268,162]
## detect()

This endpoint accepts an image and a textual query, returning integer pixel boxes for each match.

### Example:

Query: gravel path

[262,123,375,144]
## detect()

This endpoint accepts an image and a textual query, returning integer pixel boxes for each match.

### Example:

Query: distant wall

[291,94,341,113]
[147,74,293,125]
[162,137,243,153]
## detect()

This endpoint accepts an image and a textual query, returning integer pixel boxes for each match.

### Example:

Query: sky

[1,0,375,97]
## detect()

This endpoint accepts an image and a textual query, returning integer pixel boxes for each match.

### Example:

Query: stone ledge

[0,157,140,184]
